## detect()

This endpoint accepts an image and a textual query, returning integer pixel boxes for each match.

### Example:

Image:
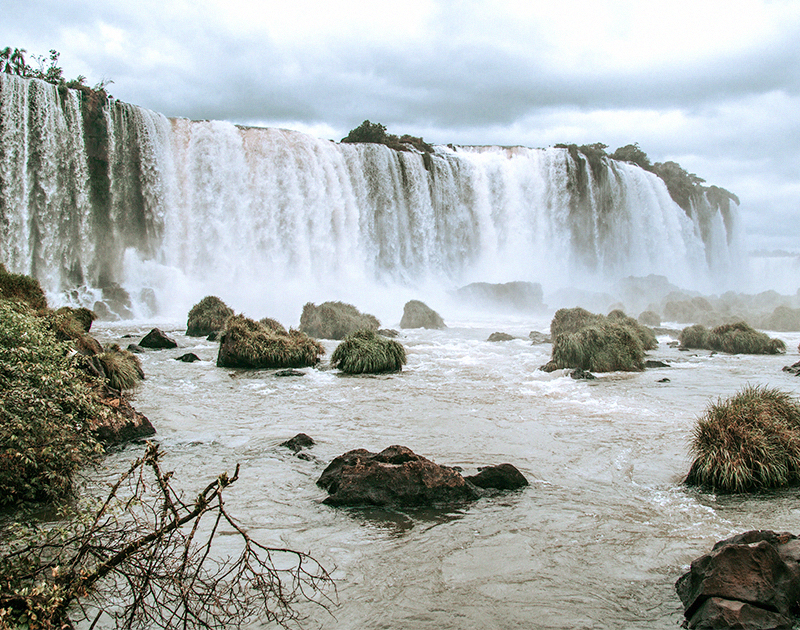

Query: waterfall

[0,74,744,321]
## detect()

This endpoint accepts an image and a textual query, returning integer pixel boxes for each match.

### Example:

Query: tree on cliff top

[341,120,433,153]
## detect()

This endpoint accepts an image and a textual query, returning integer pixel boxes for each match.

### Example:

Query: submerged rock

[784,361,800,376]
[280,433,315,453]
[676,530,800,629]
[317,446,479,507]
[644,360,670,368]
[529,331,552,344]
[139,328,178,349]
[175,352,201,362]
[487,332,515,342]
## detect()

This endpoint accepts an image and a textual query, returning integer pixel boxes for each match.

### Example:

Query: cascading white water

[0,74,744,321]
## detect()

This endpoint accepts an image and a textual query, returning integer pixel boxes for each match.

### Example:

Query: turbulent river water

[90,314,800,630]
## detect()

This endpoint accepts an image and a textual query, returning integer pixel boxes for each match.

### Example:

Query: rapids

[92,315,800,630]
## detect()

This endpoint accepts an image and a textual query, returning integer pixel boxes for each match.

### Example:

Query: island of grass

[299,301,379,340]
[217,314,324,368]
[686,386,800,492]
[331,329,407,374]
[186,295,234,337]
[679,321,785,354]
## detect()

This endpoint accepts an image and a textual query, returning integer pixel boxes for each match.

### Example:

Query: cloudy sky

[3,0,799,252]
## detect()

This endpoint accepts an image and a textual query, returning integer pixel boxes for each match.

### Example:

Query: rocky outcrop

[299,301,380,339]
[317,446,527,507]
[91,392,156,445]
[400,300,446,329]
[280,433,315,453]
[676,530,800,629]
[529,331,551,344]
[139,328,178,349]
[487,332,515,342]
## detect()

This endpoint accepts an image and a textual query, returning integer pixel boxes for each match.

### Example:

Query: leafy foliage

[341,120,433,153]
[0,46,110,95]
[331,329,407,374]
[186,296,234,337]
[679,321,786,354]
[686,386,800,492]
[609,143,652,171]
[0,443,335,629]
[299,301,380,340]
[0,302,104,505]
[217,315,324,368]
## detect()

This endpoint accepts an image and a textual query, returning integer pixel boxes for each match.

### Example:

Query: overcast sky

[3,0,799,253]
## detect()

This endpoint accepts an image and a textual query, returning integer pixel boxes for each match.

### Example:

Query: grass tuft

[187,296,234,337]
[0,263,47,310]
[551,321,645,372]
[679,321,785,354]
[331,329,407,374]
[95,344,145,391]
[686,386,800,493]
[217,315,324,368]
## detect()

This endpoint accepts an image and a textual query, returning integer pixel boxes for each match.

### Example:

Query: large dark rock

[139,328,178,349]
[280,433,315,453]
[317,446,479,507]
[454,281,545,312]
[464,464,528,490]
[400,300,446,329]
[91,393,156,445]
[783,360,800,376]
[676,530,800,629]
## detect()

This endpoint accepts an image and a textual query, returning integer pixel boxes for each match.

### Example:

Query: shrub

[0,263,47,310]
[299,301,379,340]
[55,306,96,332]
[550,321,645,372]
[0,302,104,505]
[637,310,661,327]
[686,386,800,492]
[707,322,785,354]
[186,296,234,337]
[341,120,433,153]
[217,315,324,368]
[331,329,406,374]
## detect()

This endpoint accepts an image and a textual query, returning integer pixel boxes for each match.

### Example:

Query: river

[91,315,800,630]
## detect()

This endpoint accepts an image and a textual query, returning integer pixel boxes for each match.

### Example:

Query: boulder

[217,315,324,369]
[139,328,178,349]
[487,332,515,342]
[784,361,800,376]
[676,530,800,629]
[400,300,446,329]
[175,352,201,363]
[91,393,156,445]
[317,446,480,507]
[299,301,380,339]
[464,464,528,490]
[645,360,670,368]
[529,331,552,344]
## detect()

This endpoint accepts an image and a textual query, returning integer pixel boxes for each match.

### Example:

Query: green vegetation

[259,316,288,334]
[341,120,434,153]
[679,321,786,354]
[551,321,645,372]
[0,263,47,310]
[299,301,380,340]
[546,307,657,372]
[637,310,661,327]
[686,386,800,492]
[55,306,96,332]
[0,46,111,96]
[186,295,234,337]
[94,344,145,391]
[0,302,104,505]
[217,315,324,368]
[331,329,407,374]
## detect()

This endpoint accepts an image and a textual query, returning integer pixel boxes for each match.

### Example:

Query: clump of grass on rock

[95,344,145,391]
[545,307,654,372]
[217,315,324,368]
[686,386,800,493]
[331,329,407,374]
[299,301,379,339]
[679,321,785,354]
[186,295,234,337]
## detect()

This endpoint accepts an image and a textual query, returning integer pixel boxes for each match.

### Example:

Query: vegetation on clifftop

[341,120,434,153]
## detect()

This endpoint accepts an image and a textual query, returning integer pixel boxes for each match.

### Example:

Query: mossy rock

[186,296,234,337]
[637,310,661,327]
[551,321,645,372]
[400,300,446,329]
[680,321,785,354]
[607,309,658,350]
[686,386,800,492]
[299,301,379,340]
[331,329,407,374]
[217,315,324,368]
[94,344,145,391]
[0,264,47,310]
[550,307,604,339]
[259,317,287,334]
